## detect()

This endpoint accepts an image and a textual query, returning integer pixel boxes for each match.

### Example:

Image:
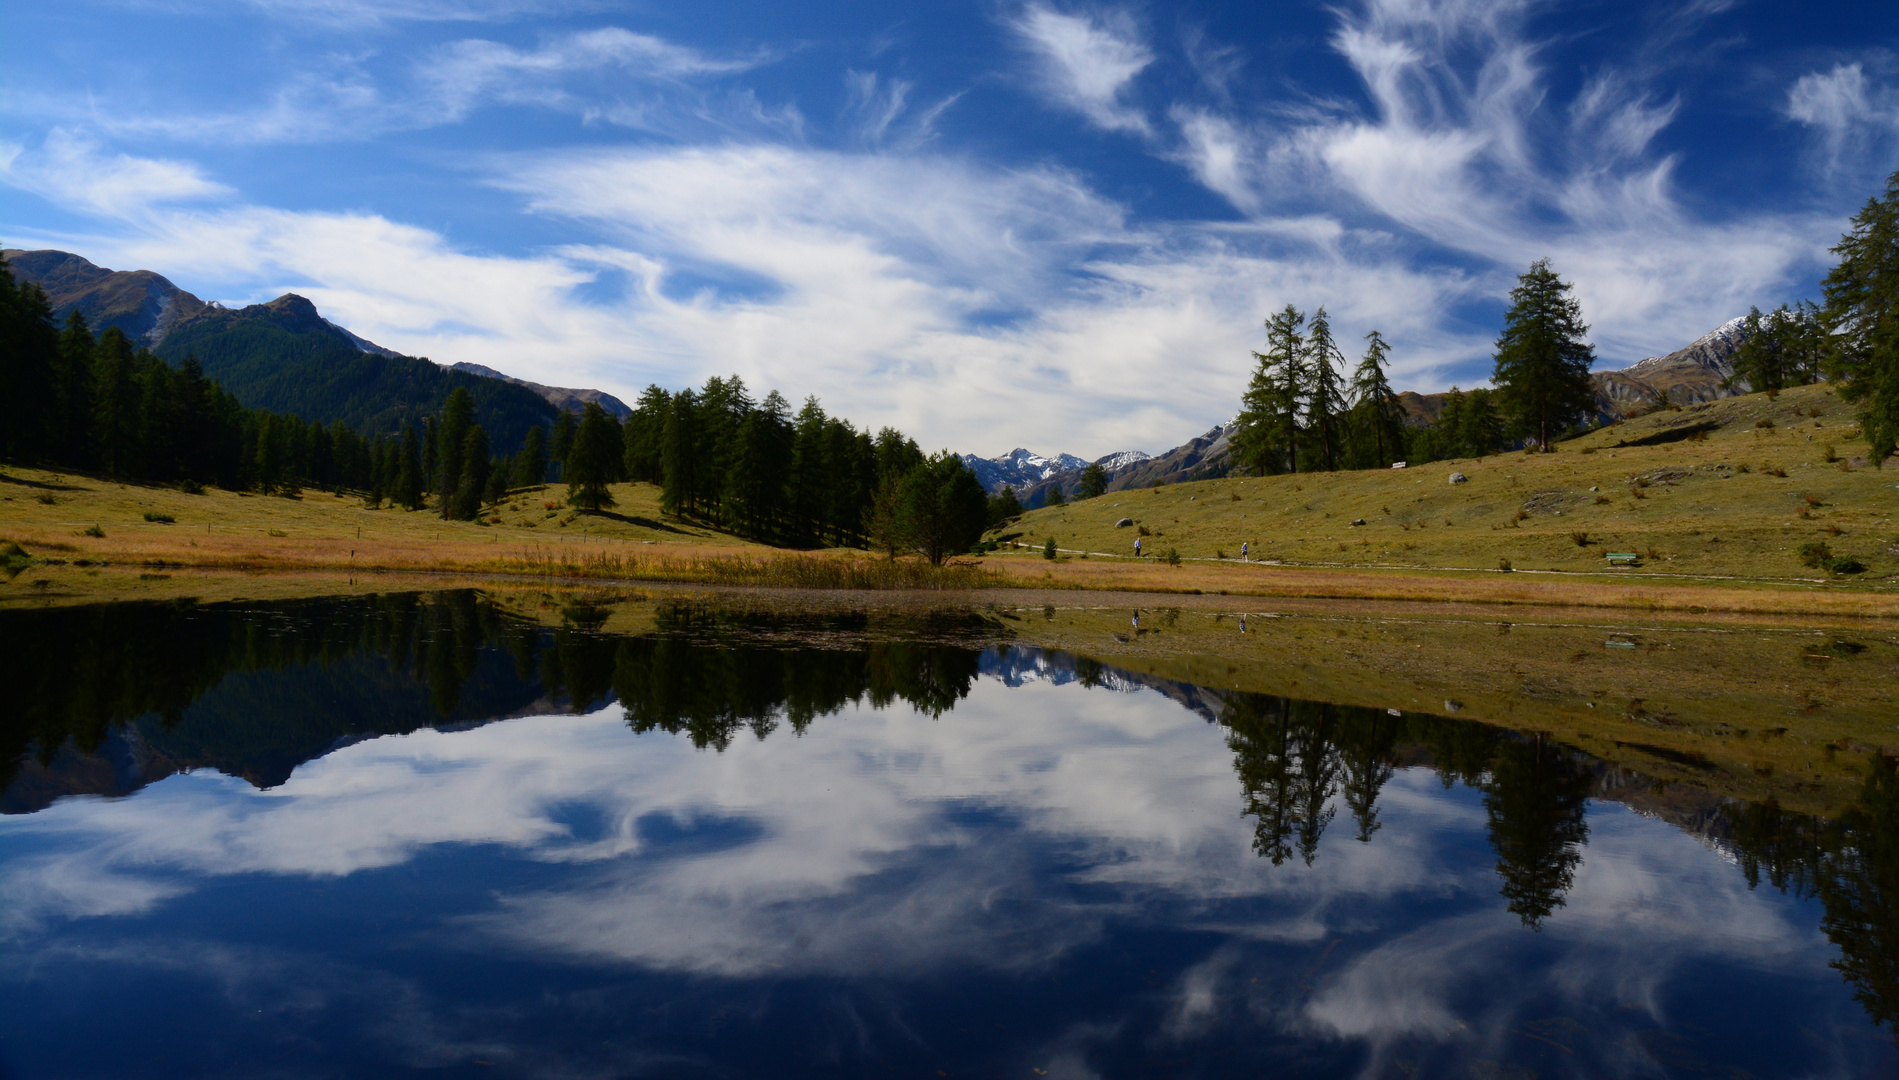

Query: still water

[2,592,1894,1078]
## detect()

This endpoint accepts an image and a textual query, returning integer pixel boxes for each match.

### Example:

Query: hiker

[1132,611,1140,629]
[1239,615,1246,633]
[1134,537,1142,558]
[1241,541,1248,562]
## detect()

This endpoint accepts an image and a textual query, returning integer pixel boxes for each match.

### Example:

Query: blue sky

[4,0,1897,457]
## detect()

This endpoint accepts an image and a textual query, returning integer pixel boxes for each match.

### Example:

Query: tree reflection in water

[2,592,1897,1041]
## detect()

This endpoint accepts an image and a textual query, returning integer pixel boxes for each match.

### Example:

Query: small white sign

[1391,461,1407,469]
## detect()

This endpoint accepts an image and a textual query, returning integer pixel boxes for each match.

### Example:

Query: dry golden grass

[992,383,1899,593]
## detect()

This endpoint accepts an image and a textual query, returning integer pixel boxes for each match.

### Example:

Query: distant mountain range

[967,317,1755,506]
[3,249,629,450]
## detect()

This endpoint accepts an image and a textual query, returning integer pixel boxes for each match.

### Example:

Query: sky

[3,0,1897,459]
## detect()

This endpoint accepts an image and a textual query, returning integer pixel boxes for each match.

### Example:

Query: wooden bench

[1606,552,1639,566]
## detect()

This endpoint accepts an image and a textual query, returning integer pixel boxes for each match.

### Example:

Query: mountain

[4,249,562,453]
[960,448,1092,494]
[3,248,211,347]
[450,361,632,419]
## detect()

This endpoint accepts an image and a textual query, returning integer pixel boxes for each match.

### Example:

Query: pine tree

[435,387,475,519]
[565,401,619,512]
[53,310,95,467]
[397,424,425,510]
[550,409,577,479]
[1076,461,1108,499]
[1303,307,1347,471]
[661,389,698,516]
[785,396,829,546]
[1348,330,1406,468]
[451,425,490,520]
[1234,305,1305,475]
[1044,482,1065,506]
[91,328,138,475]
[622,384,670,483]
[986,486,1023,526]
[1821,169,1899,464]
[894,452,988,565]
[1492,259,1596,452]
[510,424,548,489]
[1460,388,1505,456]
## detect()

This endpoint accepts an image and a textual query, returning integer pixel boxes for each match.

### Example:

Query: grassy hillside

[989,383,1898,586]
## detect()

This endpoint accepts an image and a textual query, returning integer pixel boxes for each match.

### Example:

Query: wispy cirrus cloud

[1011,3,1154,135]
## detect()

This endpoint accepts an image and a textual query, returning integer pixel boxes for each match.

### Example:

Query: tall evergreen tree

[622,384,670,483]
[1492,259,1596,452]
[893,452,988,565]
[1821,169,1899,465]
[1347,329,1406,468]
[510,424,548,489]
[1303,307,1347,471]
[53,310,96,467]
[90,328,138,475]
[549,409,577,479]
[1076,461,1108,499]
[451,425,491,520]
[1459,387,1505,457]
[661,389,699,516]
[435,387,476,519]
[1234,305,1306,475]
[565,401,619,512]
[397,424,425,510]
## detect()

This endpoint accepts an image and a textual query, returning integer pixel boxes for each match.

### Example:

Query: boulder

[1115,518,1133,528]
[1350,518,1366,526]
[1448,472,1468,484]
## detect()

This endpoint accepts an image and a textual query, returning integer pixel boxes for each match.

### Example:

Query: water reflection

[0,593,1895,1078]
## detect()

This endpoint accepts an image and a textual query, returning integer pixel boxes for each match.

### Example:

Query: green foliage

[1345,330,1406,468]
[564,402,621,513]
[1492,259,1597,451]
[987,485,1023,526]
[1302,307,1348,471]
[1821,168,1899,465]
[892,452,989,565]
[1043,536,1057,560]
[1733,303,1826,393]
[1076,461,1108,499]
[142,511,175,523]
[510,425,548,489]
[1044,482,1065,506]
[1234,305,1306,475]
[1163,546,1181,566]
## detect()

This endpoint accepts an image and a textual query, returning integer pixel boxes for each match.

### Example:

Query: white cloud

[1786,63,1899,167]
[1012,4,1154,135]
[0,129,232,218]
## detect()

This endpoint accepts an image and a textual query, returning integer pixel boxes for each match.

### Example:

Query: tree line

[0,252,993,556]
[1230,163,1899,472]
[564,376,990,561]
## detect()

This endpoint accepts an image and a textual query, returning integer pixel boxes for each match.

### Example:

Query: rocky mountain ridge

[3,248,625,424]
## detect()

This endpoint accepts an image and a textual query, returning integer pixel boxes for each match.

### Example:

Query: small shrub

[1824,556,1867,575]
[1634,476,1650,488]
[1229,493,1241,502]
[1570,530,1592,547]
[1215,548,1227,560]
[1804,494,1826,507]
[1736,463,1751,474]
[1513,509,1528,522]
[1630,485,1646,499]
[1808,407,1823,418]
[1136,524,1151,536]
[1164,547,1181,566]
[1042,537,1057,560]
[1798,541,1834,569]
[79,524,105,537]
[267,529,287,537]
[1498,558,1513,572]
[178,479,205,495]
[1579,446,1597,455]
[1822,443,1840,463]
[1827,523,1843,536]
[1764,465,1787,477]
[142,511,175,523]
[1766,388,1781,400]
[1798,505,1812,520]
[36,492,56,505]
[1646,546,1661,559]
[1594,495,1610,504]
[1755,418,1775,429]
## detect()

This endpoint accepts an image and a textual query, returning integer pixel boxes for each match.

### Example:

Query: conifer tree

[893,452,988,565]
[986,485,1023,525]
[510,424,548,489]
[622,384,670,483]
[1460,388,1505,456]
[53,310,95,467]
[435,387,475,518]
[661,389,698,516]
[550,409,577,478]
[452,425,490,520]
[1492,259,1596,451]
[1348,330,1406,468]
[565,401,619,512]
[1303,307,1347,471]
[1076,461,1108,499]
[397,424,425,510]
[1821,168,1899,464]
[1234,305,1305,474]
[1044,482,1065,506]
[91,328,137,475]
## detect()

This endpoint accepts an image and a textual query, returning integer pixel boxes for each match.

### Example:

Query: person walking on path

[1134,537,1142,558]
[1132,611,1140,630]
[1241,541,1248,562]
[1239,615,1247,633]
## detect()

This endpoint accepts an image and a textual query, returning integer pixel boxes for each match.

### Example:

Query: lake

[2,591,1894,1078]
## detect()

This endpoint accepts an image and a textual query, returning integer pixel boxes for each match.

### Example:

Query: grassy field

[4,380,1899,617]
[988,382,1899,587]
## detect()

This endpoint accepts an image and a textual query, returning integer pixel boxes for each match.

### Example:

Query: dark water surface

[2,593,1895,1078]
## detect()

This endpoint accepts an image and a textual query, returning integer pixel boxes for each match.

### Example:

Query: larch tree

[1234,305,1305,475]
[1348,330,1406,467]
[1821,168,1899,465]
[1491,259,1596,452]
[1303,307,1348,471]
[565,401,620,512]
